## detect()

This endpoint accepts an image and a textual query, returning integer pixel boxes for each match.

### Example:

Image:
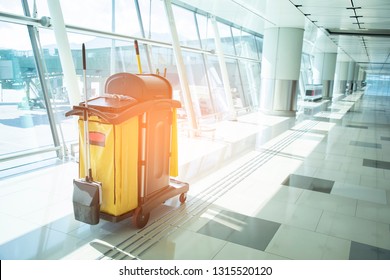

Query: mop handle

[134,40,143,74]
[82,43,93,181]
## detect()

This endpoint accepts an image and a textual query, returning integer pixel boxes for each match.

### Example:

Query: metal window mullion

[21,0,61,154]
[0,11,40,26]
[111,0,116,74]
[134,0,154,73]
[163,0,198,134]
[210,16,236,120]
[194,11,216,115]
[64,23,261,63]
[230,27,248,107]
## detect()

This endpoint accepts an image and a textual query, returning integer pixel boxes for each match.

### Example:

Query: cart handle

[65,99,181,124]
[65,105,111,122]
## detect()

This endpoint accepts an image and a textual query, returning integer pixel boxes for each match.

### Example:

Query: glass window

[149,46,196,120]
[239,60,261,108]
[301,53,313,85]
[137,0,171,42]
[113,0,141,36]
[59,0,140,36]
[217,22,235,56]
[60,0,111,31]
[0,1,24,14]
[225,58,245,109]
[67,34,149,92]
[196,14,215,51]
[254,36,263,59]
[172,6,200,48]
[0,22,57,167]
[182,51,214,117]
[231,28,258,59]
[204,55,228,116]
[149,46,177,88]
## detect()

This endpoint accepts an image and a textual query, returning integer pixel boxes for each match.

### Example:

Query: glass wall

[365,74,390,96]
[0,5,61,174]
[0,23,53,151]
[0,0,263,172]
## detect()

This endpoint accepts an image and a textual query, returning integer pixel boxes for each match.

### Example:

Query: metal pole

[111,0,116,75]
[134,0,153,73]
[21,0,61,154]
[194,11,217,115]
[210,16,237,120]
[231,27,249,107]
[47,0,81,106]
[163,0,198,134]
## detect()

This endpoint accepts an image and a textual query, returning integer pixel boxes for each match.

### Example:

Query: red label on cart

[89,132,106,147]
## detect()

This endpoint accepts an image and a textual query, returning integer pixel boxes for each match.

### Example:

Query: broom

[72,43,102,225]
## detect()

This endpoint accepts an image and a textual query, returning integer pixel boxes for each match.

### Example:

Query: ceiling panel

[305,15,355,28]
[288,0,390,73]
[289,0,350,8]
[354,0,390,8]
[298,7,351,17]
[359,9,390,18]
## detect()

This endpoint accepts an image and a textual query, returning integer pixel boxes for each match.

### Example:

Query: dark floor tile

[349,241,390,260]
[197,210,280,251]
[363,159,390,170]
[349,141,382,149]
[197,211,241,241]
[345,125,368,129]
[282,174,335,194]
[380,136,390,141]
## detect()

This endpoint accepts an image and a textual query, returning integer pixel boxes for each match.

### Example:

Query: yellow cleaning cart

[66,73,188,228]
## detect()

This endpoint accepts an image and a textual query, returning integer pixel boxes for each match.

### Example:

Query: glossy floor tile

[349,141,382,149]
[213,241,288,260]
[363,159,390,170]
[331,181,387,204]
[316,211,390,250]
[349,241,390,260]
[296,189,357,216]
[139,229,227,260]
[1,92,390,260]
[356,200,390,224]
[266,224,351,260]
[345,124,369,129]
[197,210,281,251]
[282,174,335,194]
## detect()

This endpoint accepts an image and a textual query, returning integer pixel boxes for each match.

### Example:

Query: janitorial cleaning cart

[66,45,188,228]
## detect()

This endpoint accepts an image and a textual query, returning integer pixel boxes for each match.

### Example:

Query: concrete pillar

[47,0,81,105]
[359,68,367,89]
[347,61,356,94]
[260,27,304,117]
[335,61,349,94]
[313,52,337,100]
[352,63,360,92]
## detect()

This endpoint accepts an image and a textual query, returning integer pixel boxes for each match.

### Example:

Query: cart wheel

[133,207,150,229]
[179,192,187,204]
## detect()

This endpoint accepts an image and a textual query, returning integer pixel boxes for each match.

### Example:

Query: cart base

[98,179,189,228]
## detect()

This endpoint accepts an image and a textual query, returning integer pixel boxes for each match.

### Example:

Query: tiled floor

[1,90,390,260]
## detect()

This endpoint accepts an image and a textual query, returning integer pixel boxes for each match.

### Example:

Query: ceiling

[289,0,390,75]
[179,0,390,75]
